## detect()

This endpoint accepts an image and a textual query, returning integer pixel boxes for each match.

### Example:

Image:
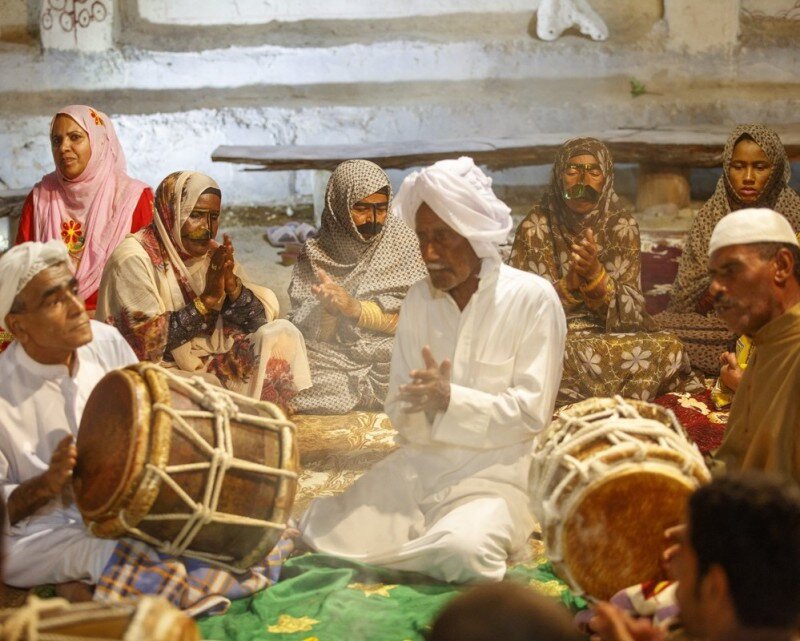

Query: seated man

[705,208,800,483]
[591,473,800,641]
[1,241,293,611]
[0,240,137,593]
[299,157,567,583]
[96,171,310,409]
[288,160,427,414]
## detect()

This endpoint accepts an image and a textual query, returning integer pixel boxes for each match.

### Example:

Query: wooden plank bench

[212,125,800,223]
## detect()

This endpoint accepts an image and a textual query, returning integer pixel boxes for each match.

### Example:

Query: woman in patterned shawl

[289,160,428,414]
[656,124,800,374]
[96,171,311,408]
[509,137,699,405]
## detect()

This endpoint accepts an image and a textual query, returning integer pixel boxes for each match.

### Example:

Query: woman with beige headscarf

[510,137,700,405]
[96,171,310,408]
[656,124,800,375]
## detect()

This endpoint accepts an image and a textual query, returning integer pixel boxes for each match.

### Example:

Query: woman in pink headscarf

[15,105,153,311]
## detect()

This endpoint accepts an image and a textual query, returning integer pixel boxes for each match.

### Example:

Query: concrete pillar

[40,0,114,51]
[664,0,740,53]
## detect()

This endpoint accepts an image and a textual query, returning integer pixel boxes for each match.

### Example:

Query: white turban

[708,208,800,257]
[393,157,512,260]
[0,240,69,322]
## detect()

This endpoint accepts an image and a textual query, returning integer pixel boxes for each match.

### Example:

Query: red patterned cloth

[654,388,729,454]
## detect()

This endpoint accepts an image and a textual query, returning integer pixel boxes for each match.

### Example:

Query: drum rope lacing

[113,364,297,573]
[529,396,709,594]
[0,596,133,641]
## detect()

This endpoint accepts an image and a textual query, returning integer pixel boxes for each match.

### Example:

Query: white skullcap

[0,240,69,322]
[393,157,512,260]
[708,208,800,257]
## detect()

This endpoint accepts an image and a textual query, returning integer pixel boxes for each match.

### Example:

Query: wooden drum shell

[73,364,298,572]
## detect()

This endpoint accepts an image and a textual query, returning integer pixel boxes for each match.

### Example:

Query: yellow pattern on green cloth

[267,615,320,634]
[347,582,398,598]
[530,579,567,598]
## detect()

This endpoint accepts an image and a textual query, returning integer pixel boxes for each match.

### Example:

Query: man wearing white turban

[0,241,138,593]
[706,208,800,483]
[299,158,567,582]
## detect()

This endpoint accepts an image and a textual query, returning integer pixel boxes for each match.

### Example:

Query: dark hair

[201,187,222,198]
[427,582,580,641]
[750,241,800,282]
[689,473,800,628]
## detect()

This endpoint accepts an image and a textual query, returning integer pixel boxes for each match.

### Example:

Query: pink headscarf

[30,105,150,300]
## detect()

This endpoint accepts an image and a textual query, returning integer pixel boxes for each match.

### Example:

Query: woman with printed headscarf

[656,124,800,375]
[95,171,310,408]
[288,160,427,414]
[15,105,153,311]
[509,137,700,405]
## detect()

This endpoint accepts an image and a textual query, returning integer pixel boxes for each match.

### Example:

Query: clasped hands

[311,268,361,320]
[564,228,603,292]
[201,234,241,311]
[398,346,451,415]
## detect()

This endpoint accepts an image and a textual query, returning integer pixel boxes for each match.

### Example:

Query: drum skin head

[74,369,150,518]
[561,467,692,600]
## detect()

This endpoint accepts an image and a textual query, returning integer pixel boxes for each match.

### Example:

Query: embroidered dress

[288,160,427,414]
[656,124,800,374]
[509,138,700,405]
[96,171,310,407]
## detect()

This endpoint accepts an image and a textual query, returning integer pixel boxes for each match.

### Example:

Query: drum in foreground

[530,396,710,600]
[74,363,298,572]
[0,596,199,641]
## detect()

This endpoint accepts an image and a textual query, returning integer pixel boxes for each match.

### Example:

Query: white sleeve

[431,289,566,449]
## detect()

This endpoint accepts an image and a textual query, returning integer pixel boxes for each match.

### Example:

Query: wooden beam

[212,125,800,171]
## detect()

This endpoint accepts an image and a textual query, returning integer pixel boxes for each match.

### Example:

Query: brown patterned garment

[289,160,427,414]
[509,137,701,405]
[658,124,800,374]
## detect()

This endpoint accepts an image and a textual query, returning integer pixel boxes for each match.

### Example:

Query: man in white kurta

[300,157,567,582]
[0,241,138,587]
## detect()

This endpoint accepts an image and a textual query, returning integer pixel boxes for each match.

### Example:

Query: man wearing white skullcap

[0,241,137,594]
[706,208,800,483]
[300,158,567,582]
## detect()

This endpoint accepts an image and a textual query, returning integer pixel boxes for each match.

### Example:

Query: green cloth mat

[198,553,587,641]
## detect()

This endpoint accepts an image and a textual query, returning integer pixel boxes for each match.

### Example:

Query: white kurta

[300,260,567,582]
[0,321,138,587]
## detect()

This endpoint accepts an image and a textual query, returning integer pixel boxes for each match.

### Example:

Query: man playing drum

[704,208,800,484]
[299,157,567,582]
[0,240,138,596]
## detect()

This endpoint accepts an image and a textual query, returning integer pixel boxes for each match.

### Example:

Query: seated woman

[509,137,699,405]
[288,160,427,414]
[15,105,153,311]
[96,171,311,408]
[656,124,800,374]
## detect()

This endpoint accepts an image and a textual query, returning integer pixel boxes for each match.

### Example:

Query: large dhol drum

[73,363,298,572]
[530,396,710,600]
[0,596,199,641]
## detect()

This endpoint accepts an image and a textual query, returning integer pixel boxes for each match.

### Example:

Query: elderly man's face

[415,202,480,293]
[5,263,92,362]
[562,153,606,216]
[181,192,221,258]
[708,244,779,336]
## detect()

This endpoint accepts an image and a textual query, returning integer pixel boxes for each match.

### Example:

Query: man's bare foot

[54,581,94,602]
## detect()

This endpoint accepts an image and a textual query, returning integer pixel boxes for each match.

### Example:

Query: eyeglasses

[351,201,389,216]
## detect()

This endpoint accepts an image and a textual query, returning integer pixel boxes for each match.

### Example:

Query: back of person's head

[689,472,800,629]
[428,581,580,641]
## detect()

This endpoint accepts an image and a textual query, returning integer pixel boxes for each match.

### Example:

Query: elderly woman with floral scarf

[288,160,427,414]
[656,124,800,376]
[96,171,310,408]
[509,137,699,405]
